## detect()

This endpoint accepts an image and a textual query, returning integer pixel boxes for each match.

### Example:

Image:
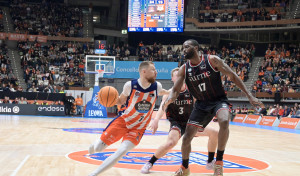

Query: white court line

[10,155,30,176]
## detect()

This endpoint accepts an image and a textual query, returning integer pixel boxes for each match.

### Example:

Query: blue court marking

[230,122,300,134]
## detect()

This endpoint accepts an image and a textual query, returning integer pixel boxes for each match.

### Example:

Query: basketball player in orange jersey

[141,67,218,174]
[88,61,170,176]
[163,39,263,176]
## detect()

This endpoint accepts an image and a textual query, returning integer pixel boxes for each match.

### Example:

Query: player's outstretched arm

[209,55,263,107]
[162,65,185,111]
[149,94,168,134]
[158,88,171,96]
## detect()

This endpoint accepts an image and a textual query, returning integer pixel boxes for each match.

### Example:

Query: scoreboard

[128,0,184,32]
[94,40,106,54]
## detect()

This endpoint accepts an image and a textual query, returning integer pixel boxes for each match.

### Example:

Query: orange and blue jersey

[118,79,158,130]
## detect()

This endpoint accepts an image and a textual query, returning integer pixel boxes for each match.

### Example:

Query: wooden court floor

[0,115,299,176]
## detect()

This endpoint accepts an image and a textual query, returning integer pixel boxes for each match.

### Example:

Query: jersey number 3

[179,107,184,114]
[198,83,206,92]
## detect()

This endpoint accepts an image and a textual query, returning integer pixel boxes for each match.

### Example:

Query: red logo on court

[67,149,269,174]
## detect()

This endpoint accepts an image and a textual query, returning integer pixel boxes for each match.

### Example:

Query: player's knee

[182,134,193,143]
[218,118,229,129]
[166,140,177,149]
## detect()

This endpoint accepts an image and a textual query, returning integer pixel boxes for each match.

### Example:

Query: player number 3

[179,107,184,114]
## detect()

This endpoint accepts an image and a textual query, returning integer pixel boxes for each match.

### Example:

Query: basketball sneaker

[140,162,153,174]
[206,160,215,170]
[173,166,190,176]
[213,161,223,176]
[88,144,95,155]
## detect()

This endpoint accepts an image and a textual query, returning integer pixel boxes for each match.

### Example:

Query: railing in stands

[227,91,300,99]
[185,18,300,28]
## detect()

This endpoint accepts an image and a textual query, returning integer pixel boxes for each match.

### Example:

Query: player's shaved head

[139,61,154,72]
[185,39,199,47]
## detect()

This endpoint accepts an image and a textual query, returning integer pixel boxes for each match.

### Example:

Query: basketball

[97,86,119,107]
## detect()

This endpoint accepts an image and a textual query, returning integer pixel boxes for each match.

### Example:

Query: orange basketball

[97,86,119,107]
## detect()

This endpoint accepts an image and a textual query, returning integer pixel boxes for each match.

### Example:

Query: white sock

[89,140,135,176]
[89,139,108,154]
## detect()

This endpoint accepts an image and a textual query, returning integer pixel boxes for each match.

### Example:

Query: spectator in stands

[268,105,276,115]
[59,87,65,93]
[283,105,290,117]
[288,107,296,117]
[12,98,19,104]
[17,86,23,92]
[2,96,11,104]
[237,105,243,114]
[278,106,284,117]
[9,84,16,92]
[75,95,83,115]
[19,97,27,104]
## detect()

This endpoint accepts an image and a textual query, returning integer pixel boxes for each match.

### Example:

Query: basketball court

[1,115,299,176]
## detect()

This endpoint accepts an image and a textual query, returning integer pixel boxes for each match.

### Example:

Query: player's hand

[148,119,159,134]
[248,95,263,108]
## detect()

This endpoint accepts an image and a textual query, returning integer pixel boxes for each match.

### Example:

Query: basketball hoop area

[85,55,115,86]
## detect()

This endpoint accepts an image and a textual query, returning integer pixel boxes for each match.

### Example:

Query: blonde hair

[139,61,154,72]
[171,67,180,77]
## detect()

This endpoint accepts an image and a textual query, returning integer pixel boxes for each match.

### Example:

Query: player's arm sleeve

[116,81,131,105]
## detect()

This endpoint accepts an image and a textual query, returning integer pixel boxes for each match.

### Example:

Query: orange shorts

[100,117,145,146]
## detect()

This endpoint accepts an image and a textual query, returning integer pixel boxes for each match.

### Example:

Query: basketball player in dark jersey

[163,39,263,176]
[141,68,218,174]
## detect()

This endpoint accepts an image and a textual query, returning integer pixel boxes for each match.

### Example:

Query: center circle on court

[67,149,269,174]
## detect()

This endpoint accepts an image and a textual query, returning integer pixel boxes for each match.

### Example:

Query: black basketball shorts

[187,99,230,129]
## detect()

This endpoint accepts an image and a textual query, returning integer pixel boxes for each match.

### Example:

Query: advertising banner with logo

[244,115,261,125]
[259,116,280,127]
[36,105,65,116]
[102,61,178,80]
[233,114,247,123]
[84,86,108,118]
[28,35,37,42]
[0,104,36,115]
[278,117,300,129]
[37,35,47,43]
[8,33,27,41]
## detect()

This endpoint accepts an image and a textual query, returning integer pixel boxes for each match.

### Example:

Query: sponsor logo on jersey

[135,91,140,97]
[67,149,269,174]
[135,100,152,113]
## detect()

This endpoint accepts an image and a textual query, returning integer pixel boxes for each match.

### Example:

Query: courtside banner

[233,114,247,123]
[0,104,35,115]
[278,118,300,129]
[244,115,261,125]
[102,61,178,79]
[36,105,65,116]
[259,116,280,127]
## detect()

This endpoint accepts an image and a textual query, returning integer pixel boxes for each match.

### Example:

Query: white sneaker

[88,144,95,155]
[206,160,215,170]
[141,162,153,174]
